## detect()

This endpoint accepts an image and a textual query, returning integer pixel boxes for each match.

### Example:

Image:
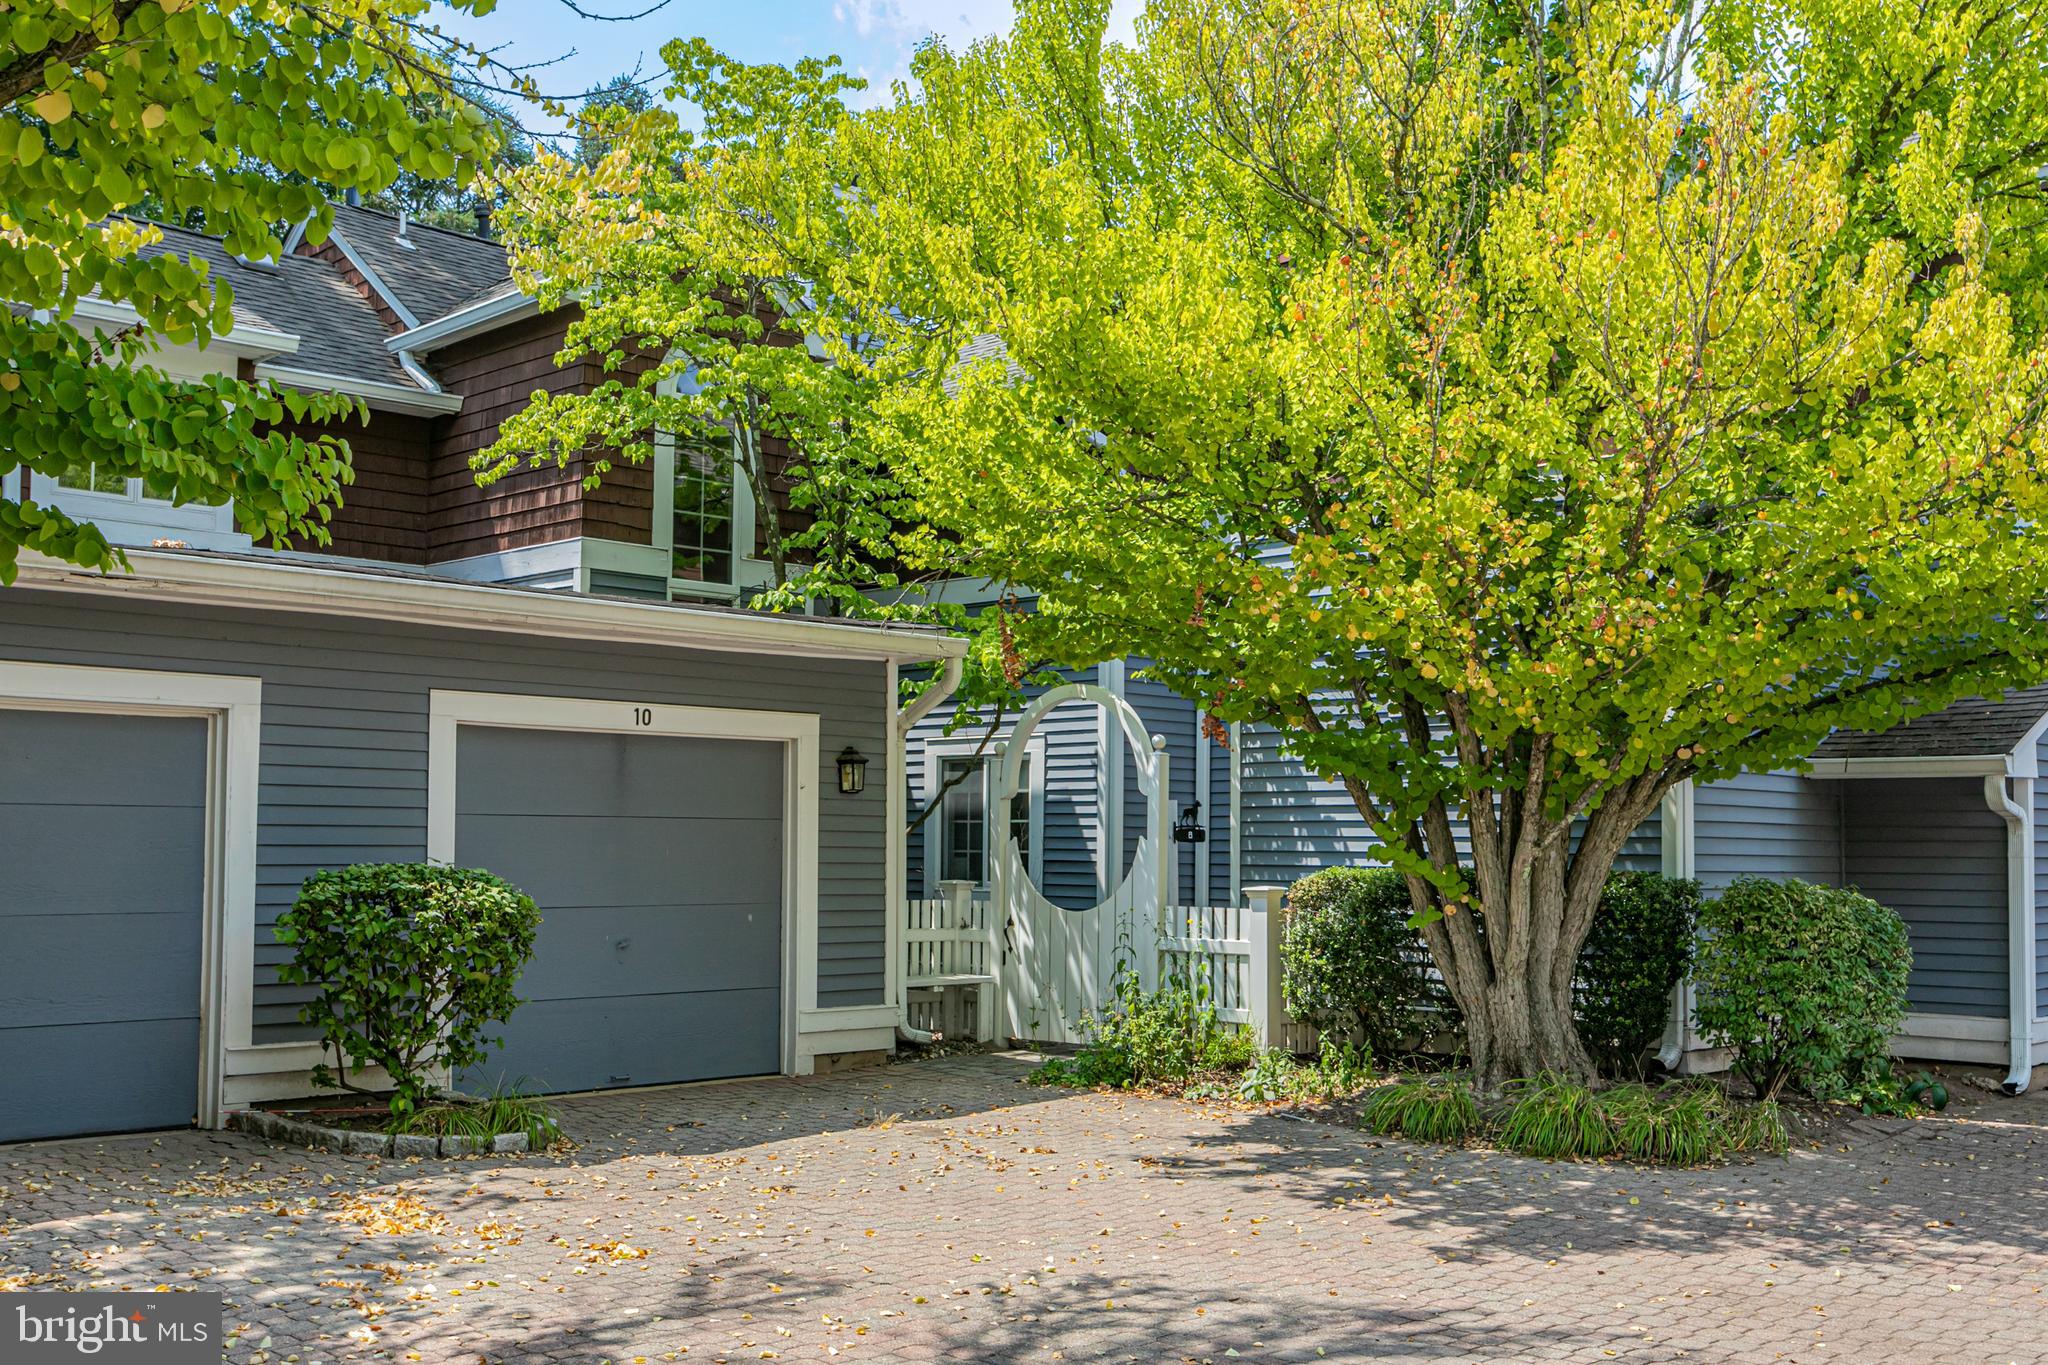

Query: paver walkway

[3,1054,2046,1363]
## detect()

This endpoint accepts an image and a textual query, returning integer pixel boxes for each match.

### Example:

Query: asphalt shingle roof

[130,222,414,389]
[1812,683,2048,760]
[325,202,509,325]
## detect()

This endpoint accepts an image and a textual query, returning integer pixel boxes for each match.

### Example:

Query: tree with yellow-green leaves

[484,39,1057,800]
[828,0,2048,1087]
[0,0,502,581]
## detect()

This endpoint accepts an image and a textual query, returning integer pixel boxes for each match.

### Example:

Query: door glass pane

[940,756,986,883]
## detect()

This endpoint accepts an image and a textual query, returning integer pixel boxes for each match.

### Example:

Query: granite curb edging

[225,1108,530,1158]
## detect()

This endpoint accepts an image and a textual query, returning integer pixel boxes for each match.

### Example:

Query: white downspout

[892,655,965,1044]
[1656,779,1697,1072]
[1983,773,2034,1095]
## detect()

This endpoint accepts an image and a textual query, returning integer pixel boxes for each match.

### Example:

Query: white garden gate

[990,683,1172,1044]
[900,687,1295,1050]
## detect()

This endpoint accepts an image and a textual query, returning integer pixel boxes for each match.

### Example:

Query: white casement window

[652,366,756,600]
[923,734,1043,893]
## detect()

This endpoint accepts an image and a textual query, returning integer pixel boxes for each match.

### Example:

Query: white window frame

[651,367,756,601]
[34,472,249,552]
[0,661,262,1130]
[24,331,254,552]
[921,729,1045,896]
[426,689,820,1077]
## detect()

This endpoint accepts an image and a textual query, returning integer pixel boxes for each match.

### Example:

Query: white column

[1243,885,1288,1050]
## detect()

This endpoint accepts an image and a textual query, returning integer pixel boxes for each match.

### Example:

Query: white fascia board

[386,288,543,354]
[15,550,968,665]
[69,296,302,359]
[253,363,463,417]
[1803,754,2011,778]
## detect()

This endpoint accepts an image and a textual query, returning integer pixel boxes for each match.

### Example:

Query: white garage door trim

[428,690,819,1078]
[0,660,260,1132]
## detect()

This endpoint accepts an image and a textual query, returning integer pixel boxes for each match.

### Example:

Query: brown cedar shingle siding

[426,308,587,561]
[584,343,658,547]
[275,413,433,563]
[757,434,815,560]
[424,307,660,561]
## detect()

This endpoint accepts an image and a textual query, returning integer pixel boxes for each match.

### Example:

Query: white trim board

[1804,755,2015,778]
[253,363,463,417]
[919,724,1046,897]
[0,661,262,1130]
[426,689,823,1077]
[15,548,968,665]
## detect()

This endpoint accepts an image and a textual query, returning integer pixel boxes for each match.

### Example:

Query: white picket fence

[1154,902,1254,1026]
[903,883,1303,1048]
[901,881,1001,1040]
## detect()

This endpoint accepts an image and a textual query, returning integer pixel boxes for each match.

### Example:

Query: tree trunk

[1386,764,1673,1095]
[1457,949,1598,1093]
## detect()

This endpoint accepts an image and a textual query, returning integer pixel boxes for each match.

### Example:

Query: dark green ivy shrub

[1692,877,1911,1102]
[276,863,542,1117]
[1573,872,1701,1079]
[1279,867,1445,1058]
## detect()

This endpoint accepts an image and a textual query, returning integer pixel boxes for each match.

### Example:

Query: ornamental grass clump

[276,863,541,1119]
[1361,1075,1480,1143]
[1693,878,1911,1101]
[1497,1074,1614,1159]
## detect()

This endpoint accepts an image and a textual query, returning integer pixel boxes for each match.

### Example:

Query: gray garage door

[0,710,207,1143]
[456,727,784,1095]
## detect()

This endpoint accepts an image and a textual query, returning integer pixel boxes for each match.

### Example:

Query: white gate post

[1135,742,1168,993]
[1243,885,1288,1050]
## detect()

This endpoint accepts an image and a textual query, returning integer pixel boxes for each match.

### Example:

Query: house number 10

[632,707,654,727]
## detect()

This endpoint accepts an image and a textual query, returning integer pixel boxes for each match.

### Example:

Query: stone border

[226,1109,529,1158]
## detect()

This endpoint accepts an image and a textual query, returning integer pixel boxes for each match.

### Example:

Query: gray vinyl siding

[1239,722,1661,889]
[0,588,892,1036]
[1692,771,1843,890]
[1210,714,1235,900]
[906,666,1105,911]
[1841,777,2007,1018]
[1123,665,1232,906]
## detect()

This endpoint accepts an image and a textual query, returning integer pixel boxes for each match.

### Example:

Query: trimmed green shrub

[1693,877,1911,1101]
[277,863,542,1117]
[1281,867,1444,1057]
[1498,1074,1613,1159]
[1574,872,1701,1078]
[1361,1075,1480,1143]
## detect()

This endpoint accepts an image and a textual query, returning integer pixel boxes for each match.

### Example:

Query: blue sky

[436,0,1141,140]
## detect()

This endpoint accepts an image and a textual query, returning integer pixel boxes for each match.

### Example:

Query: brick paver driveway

[4,1054,2046,1364]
